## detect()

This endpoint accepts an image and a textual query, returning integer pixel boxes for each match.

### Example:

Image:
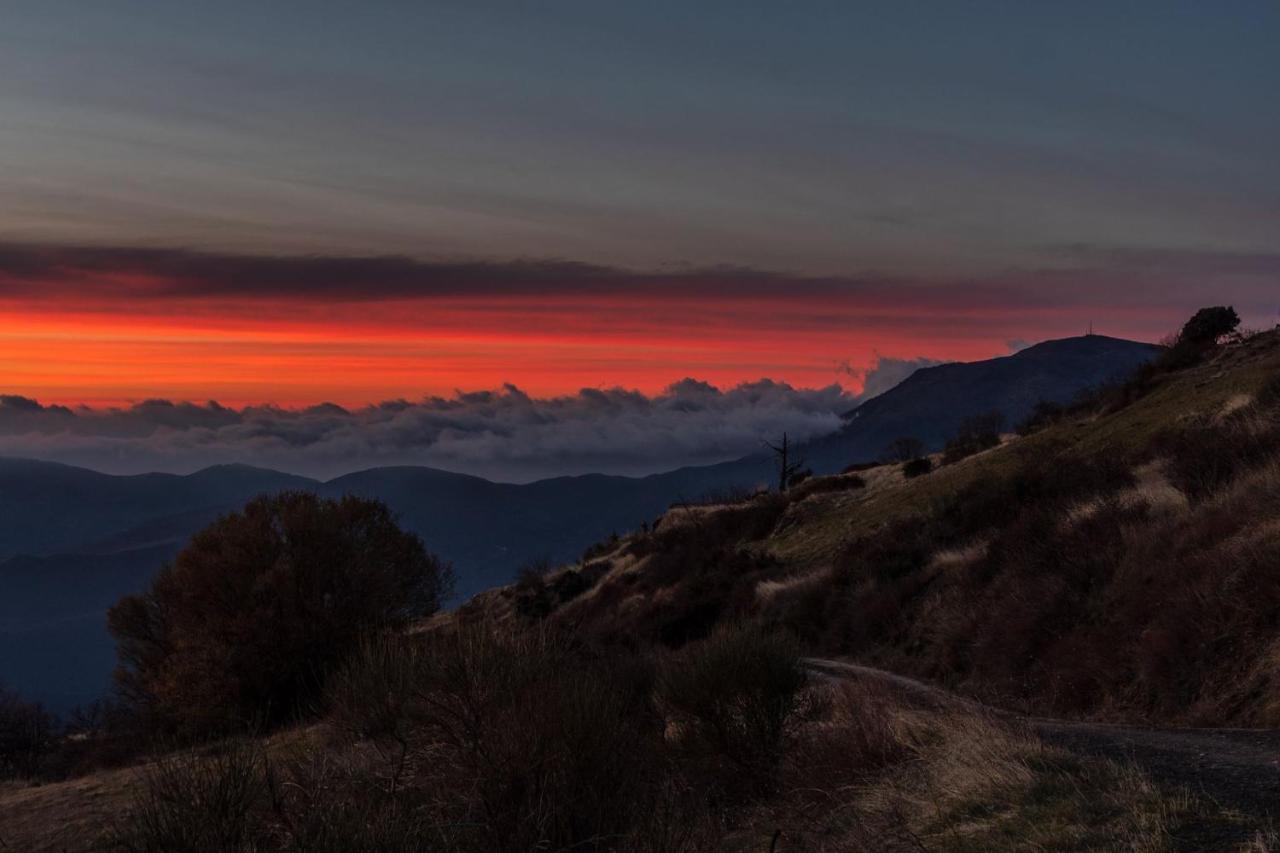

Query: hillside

[487,328,1280,726]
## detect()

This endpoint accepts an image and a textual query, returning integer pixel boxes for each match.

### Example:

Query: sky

[0,1,1277,477]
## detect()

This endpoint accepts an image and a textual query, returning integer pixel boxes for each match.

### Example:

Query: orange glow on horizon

[0,285,1104,407]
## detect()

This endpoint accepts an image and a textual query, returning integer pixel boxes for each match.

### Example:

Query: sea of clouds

[0,358,938,482]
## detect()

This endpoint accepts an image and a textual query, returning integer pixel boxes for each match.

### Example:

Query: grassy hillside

[496,327,1280,725]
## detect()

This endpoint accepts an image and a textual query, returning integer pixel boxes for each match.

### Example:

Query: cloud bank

[0,375,885,481]
[840,355,947,403]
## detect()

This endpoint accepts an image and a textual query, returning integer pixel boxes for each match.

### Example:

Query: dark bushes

[45,698,144,778]
[321,624,709,852]
[108,625,708,853]
[102,740,269,853]
[1017,400,1065,435]
[0,686,57,779]
[513,559,612,621]
[942,411,1004,464]
[675,485,763,508]
[1160,410,1280,504]
[588,499,787,648]
[108,492,453,736]
[902,457,933,478]
[581,531,620,561]
[928,454,1135,543]
[1255,371,1280,410]
[106,620,917,852]
[772,450,1148,682]
[791,473,867,499]
[787,467,814,488]
[325,634,423,743]
[627,494,788,563]
[658,624,807,788]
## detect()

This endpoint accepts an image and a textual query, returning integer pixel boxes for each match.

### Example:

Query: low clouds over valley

[0,370,927,480]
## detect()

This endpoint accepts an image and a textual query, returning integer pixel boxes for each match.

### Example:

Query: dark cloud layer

[3,242,1276,330]
[0,241,1007,306]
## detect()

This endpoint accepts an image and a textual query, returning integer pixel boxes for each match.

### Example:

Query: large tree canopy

[109,492,452,734]
[1179,306,1240,346]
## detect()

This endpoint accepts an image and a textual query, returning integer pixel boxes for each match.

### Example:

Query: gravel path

[805,658,1280,820]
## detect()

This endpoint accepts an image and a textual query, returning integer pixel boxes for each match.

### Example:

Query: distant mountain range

[0,334,1159,710]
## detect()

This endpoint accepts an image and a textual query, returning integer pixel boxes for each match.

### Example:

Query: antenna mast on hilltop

[1087,320,1094,336]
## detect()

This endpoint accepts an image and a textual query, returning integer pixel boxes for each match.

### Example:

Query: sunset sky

[1,2,1278,475]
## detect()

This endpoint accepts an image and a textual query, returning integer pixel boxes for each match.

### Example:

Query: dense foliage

[107,492,452,734]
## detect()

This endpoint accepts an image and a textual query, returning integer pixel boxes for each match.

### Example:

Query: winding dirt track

[805,658,1280,819]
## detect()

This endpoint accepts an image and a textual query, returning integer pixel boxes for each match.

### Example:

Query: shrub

[515,556,553,587]
[675,485,762,508]
[513,557,555,620]
[834,516,936,585]
[1017,400,1064,435]
[658,624,807,789]
[1255,371,1280,411]
[552,560,608,601]
[581,531,620,562]
[111,627,715,853]
[786,680,906,784]
[629,494,788,563]
[604,500,785,648]
[0,686,57,779]
[902,457,933,478]
[108,492,453,736]
[325,634,424,744]
[50,698,143,778]
[1161,414,1280,503]
[266,750,437,853]
[942,410,1004,464]
[791,473,867,499]
[401,625,696,852]
[103,740,269,853]
[787,467,813,488]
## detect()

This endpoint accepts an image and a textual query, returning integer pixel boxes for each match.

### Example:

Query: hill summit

[801,334,1161,472]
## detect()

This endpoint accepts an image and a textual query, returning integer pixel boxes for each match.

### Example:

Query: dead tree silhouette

[764,432,806,493]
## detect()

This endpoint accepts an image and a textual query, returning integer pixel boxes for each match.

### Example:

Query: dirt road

[805,658,1280,819]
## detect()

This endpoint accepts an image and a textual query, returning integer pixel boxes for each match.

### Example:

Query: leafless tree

[764,432,806,492]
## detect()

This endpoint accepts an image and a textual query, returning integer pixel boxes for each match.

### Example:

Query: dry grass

[721,678,1241,852]
[4,668,1263,853]
[928,541,988,571]
[860,711,1255,851]
[888,720,1205,852]
[756,569,830,604]
[0,766,141,852]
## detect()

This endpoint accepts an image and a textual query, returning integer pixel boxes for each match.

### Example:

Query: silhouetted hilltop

[800,335,1161,471]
